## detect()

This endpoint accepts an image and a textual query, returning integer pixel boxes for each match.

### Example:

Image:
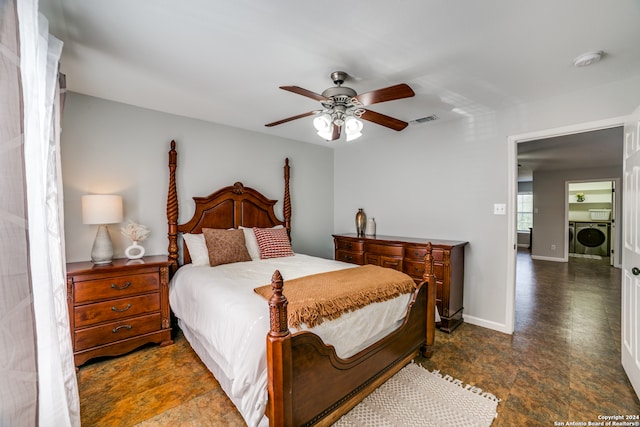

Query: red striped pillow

[253,227,294,259]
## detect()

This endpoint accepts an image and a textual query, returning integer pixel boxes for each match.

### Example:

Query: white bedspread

[169,254,413,427]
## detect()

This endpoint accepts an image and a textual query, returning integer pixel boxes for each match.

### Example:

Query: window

[517,193,533,232]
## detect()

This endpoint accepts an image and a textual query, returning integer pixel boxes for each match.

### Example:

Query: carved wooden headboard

[166,140,291,267]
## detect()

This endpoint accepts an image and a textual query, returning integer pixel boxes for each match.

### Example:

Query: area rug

[333,362,501,427]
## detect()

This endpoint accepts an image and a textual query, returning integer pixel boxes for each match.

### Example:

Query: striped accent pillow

[253,227,294,259]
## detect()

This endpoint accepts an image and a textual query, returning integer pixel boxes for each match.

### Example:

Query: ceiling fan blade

[280,86,329,102]
[354,83,415,106]
[360,109,409,131]
[265,111,316,127]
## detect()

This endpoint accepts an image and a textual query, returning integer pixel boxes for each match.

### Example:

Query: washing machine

[568,222,576,253]
[575,222,610,256]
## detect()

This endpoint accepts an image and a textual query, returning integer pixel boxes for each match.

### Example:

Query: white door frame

[506,116,626,334]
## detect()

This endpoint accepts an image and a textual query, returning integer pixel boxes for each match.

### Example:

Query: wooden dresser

[333,233,467,333]
[66,256,173,367]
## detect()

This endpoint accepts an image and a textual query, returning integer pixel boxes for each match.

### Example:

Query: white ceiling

[517,126,624,182]
[40,0,640,147]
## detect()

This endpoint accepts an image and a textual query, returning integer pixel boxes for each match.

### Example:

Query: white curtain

[0,0,79,425]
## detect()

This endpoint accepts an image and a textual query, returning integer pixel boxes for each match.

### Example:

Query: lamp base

[91,224,114,264]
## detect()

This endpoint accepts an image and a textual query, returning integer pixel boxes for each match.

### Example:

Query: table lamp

[82,194,123,264]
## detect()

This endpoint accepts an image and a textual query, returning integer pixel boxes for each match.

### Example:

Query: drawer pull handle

[111,304,132,313]
[346,243,352,249]
[414,251,420,256]
[112,324,132,333]
[111,281,131,290]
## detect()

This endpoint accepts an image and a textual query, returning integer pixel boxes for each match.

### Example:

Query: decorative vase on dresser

[333,233,468,333]
[355,209,366,237]
[66,256,173,367]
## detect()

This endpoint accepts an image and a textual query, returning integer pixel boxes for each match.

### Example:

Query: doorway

[505,117,626,334]
[567,179,619,267]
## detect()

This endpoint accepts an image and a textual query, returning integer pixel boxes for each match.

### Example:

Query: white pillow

[182,233,209,266]
[240,225,284,260]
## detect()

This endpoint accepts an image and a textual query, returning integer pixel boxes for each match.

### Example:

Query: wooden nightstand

[66,256,173,367]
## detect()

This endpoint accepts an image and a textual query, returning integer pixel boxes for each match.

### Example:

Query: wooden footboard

[266,245,436,426]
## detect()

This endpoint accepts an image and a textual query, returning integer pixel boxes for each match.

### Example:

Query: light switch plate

[493,203,506,215]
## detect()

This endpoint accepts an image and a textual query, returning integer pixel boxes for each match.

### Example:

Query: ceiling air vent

[413,114,439,124]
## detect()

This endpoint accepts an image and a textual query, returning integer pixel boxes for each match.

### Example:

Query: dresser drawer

[404,246,427,260]
[404,259,426,279]
[335,240,364,252]
[364,243,403,257]
[404,246,445,261]
[404,260,444,281]
[74,293,160,328]
[365,253,403,271]
[74,313,162,351]
[336,250,364,265]
[74,272,160,304]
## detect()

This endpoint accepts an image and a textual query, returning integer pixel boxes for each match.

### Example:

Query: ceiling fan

[265,71,415,142]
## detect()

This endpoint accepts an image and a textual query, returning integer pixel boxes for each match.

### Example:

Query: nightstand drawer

[74,272,160,304]
[74,293,160,328]
[74,313,162,351]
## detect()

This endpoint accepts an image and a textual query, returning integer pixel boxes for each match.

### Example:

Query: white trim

[507,115,628,338]
[463,315,511,334]
[531,255,566,262]
[505,125,518,335]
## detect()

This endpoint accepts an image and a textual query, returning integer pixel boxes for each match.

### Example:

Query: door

[622,104,640,397]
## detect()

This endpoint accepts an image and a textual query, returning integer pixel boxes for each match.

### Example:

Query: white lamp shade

[82,195,123,225]
[345,116,363,141]
[313,114,332,132]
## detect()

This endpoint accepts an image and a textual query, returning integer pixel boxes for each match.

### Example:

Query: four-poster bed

[165,140,436,426]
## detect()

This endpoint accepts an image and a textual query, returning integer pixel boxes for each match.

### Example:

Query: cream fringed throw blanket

[254,265,416,328]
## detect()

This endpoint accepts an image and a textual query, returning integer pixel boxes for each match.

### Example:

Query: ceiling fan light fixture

[313,113,332,132]
[345,116,363,142]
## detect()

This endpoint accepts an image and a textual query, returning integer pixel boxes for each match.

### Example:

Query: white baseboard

[462,315,513,335]
[530,254,566,262]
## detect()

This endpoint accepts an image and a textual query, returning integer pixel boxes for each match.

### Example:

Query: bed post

[422,242,436,358]
[266,270,293,426]
[283,158,291,240]
[167,140,179,272]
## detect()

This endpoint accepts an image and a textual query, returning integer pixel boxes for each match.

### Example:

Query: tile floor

[77,249,639,426]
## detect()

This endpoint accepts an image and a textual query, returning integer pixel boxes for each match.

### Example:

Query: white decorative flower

[120,220,150,242]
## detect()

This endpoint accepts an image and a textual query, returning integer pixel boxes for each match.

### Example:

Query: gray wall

[532,166,621,260]
[334,76,640,332]
[61,93,335,262]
